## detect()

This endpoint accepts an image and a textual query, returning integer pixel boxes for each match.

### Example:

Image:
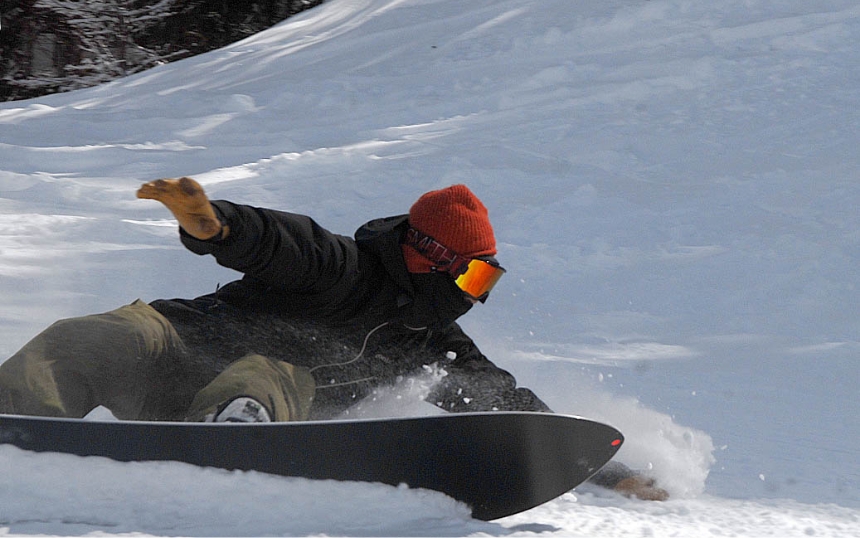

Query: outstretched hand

[137,177,227,240]
[614,475,670,501]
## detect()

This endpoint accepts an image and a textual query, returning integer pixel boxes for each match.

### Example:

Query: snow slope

[1,0,858,535]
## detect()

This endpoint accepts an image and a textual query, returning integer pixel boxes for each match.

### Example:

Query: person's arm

[426,323,551,413]
[181,201,358,295]
[137,177,358,296]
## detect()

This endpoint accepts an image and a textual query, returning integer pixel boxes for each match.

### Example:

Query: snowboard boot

[210,397,271,423]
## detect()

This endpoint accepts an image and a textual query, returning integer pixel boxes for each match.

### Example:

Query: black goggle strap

[404,227,470,277]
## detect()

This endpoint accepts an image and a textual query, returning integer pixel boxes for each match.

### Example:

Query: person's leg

[185,353,315,422]
[0,300,184,419]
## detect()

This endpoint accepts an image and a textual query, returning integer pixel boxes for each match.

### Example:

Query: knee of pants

[186,354,316,422]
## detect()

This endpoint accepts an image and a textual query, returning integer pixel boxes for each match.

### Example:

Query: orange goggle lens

[454,259,506,302]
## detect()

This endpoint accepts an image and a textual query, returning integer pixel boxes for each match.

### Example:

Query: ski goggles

[452,257,506,303]
[405,227,506,302]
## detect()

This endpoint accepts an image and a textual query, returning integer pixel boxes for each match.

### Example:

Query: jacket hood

[354,215,414,295]
[355,215,475,329]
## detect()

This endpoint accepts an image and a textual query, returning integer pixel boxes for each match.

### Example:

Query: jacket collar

[353,215,414,295]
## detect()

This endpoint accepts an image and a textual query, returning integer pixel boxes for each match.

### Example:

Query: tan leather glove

[614,475,670,501]
[137,177,227,240]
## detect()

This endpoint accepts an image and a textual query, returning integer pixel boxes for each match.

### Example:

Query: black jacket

[149,201,549,420]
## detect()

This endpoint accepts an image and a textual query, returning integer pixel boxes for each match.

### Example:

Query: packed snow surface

[0,0,858,536]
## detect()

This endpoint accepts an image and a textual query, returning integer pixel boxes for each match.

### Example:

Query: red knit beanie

[402,184,497,273]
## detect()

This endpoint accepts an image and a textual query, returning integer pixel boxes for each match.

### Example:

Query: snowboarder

[0,177,666,500]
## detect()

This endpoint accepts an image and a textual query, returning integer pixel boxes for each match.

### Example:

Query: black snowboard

[0,411,623,520]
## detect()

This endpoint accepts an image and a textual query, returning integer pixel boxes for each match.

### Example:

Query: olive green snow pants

[0,300,314,421]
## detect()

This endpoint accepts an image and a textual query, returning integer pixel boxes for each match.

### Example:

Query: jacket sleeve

[179,201,360,297]
[427,323,552,413]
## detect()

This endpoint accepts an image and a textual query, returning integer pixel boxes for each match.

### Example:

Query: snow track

[1,0,858,535]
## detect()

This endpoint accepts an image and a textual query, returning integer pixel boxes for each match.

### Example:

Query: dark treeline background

[1,0,323,102]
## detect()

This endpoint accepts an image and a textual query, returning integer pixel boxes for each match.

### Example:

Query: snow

[0,0,858,535]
